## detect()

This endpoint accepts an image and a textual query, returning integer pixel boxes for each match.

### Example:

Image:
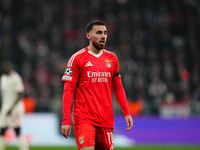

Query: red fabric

[74,123,113,150]
[95,126,113,150]
[74,123,95,149]
[61,47,131,128]
[62,82,76,125]
[112,76,131,116]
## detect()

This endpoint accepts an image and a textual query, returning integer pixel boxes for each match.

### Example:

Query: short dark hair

[2,61,13,69]
[1,60,13,73]
[85,20,106,33]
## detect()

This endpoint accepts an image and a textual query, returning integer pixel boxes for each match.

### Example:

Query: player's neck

[4,70,12,75]
[87,45,102,54]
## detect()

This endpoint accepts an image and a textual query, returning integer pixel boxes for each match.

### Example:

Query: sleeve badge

[65,67,72,75]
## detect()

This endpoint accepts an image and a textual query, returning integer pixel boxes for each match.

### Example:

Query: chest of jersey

[1,76,16,94]
[79,54,114,84]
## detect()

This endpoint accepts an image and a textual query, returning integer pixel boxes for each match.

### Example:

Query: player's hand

[125,115,133,131]
[61,125,72,139]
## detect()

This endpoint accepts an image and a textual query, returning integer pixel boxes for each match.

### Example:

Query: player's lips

[99,41,105,44]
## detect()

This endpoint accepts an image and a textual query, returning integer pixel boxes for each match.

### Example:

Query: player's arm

[61,52,80,138]
[7,92,24,115]
[61,81,76,138]
[112,73,133,131]
[112,54,133,131]
[7,74,25,116]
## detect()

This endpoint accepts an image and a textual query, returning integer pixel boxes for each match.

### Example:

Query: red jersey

[62,47,130,128]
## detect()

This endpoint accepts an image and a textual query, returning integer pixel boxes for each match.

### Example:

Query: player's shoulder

[68,48,87,67]
[103,49,118,59]
[103,49,115,55]
[1,71,22,81]
[73,48,87,57]
[11,71,22,79]
[10,71,19,76]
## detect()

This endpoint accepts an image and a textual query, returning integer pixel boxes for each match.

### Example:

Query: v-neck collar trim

[85,47,103,58]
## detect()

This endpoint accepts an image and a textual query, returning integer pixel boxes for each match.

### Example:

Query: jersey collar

[85,47,103,58]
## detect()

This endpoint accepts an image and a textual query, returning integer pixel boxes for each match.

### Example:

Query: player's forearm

[113,87,131,116]
[112,76,131,116]
[15,92,24,103]
[62,90,73,125]
[7,92,24,115]
[62,82,76,125]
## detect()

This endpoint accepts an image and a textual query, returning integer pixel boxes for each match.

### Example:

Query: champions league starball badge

[65,67,72,75]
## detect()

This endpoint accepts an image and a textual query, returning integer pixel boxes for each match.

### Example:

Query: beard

[92,40,106,50]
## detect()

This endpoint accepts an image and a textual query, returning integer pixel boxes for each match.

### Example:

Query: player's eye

[96,31,102,34]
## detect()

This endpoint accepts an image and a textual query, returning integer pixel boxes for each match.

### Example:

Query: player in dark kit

[61,20,133,150]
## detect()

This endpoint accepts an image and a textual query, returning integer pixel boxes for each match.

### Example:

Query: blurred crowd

[0,0,200,117]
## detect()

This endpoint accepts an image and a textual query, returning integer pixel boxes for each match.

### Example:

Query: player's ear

[86,33,91,40]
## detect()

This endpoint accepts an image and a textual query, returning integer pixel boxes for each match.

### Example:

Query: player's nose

[101,33,107,38]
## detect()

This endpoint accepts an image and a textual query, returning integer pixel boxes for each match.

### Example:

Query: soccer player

[0,61,29,150]
[61,20,133,150]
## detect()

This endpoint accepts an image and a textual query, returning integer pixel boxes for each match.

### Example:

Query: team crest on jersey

[79,136,84,144]
[65,67,72,75]
[105,59,111,68]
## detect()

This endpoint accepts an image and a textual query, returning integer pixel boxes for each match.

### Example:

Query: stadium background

[0,0,200,149]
